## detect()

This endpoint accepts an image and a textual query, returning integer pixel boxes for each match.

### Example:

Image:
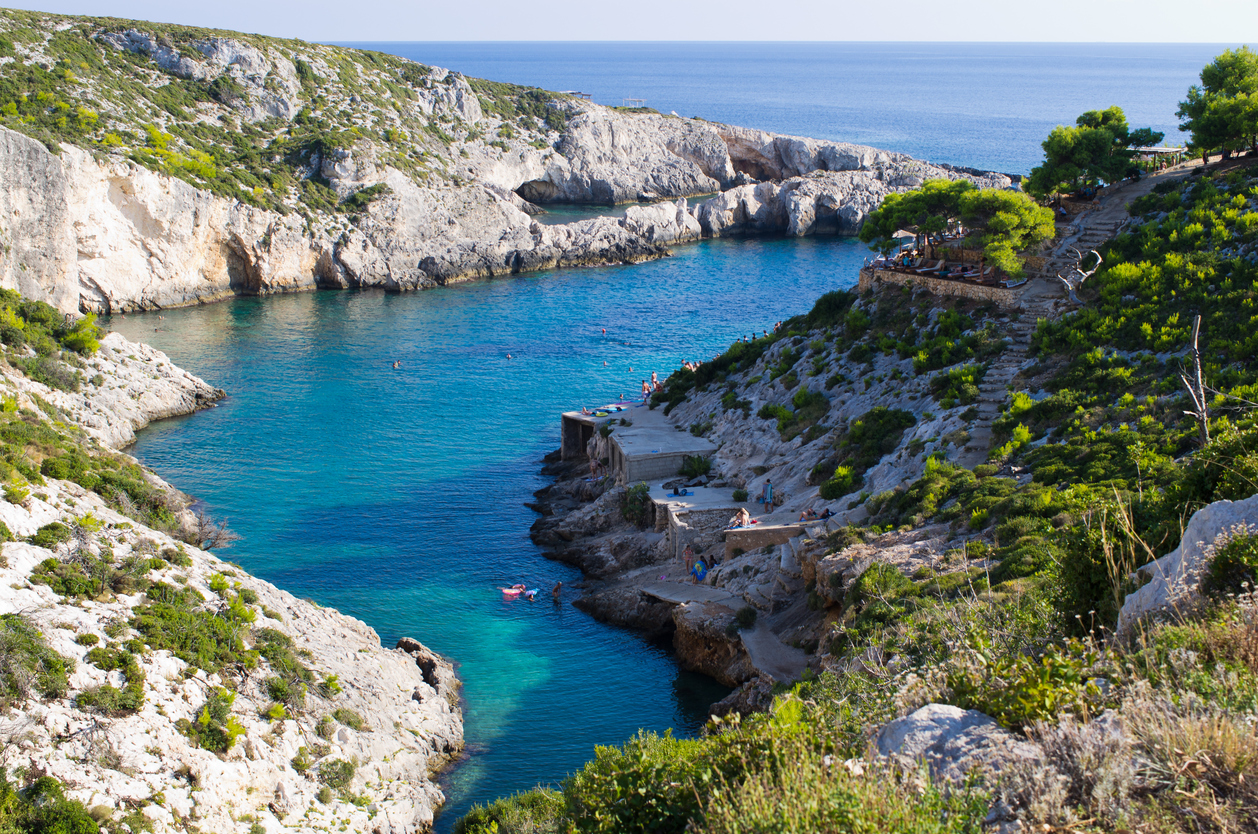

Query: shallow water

[108,236,865,824]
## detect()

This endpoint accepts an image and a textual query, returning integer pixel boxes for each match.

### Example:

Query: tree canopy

[1024,106,1164,199]
[859,179,1055,276]
[1177,47,1258,159]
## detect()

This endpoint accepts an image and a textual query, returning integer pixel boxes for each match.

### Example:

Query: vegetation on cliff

[1024,106,1165,199]
[858,178,1056,275]
[460,151,1258,834]
[0,9,568,217]
[1177,46,1258,162]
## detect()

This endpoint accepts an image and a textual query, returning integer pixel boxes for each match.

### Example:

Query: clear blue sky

[4,0,1257,43]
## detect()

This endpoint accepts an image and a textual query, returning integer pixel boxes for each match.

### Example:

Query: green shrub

[930,363,987,408]
[453,788,564,834]
[0,770,101,834]
[815,407,916,496]
[1201,527,1258,598]
[291,746,314,775]
[734,606,757,630]
[265,675,305,710]
[131,583,257,673]
[332,707,367,731]
[0,614,72,705]
[178,688,245,753]
[818,465,855,500]
[29,522,71,548]
[946,635,1110,731]
[679,455,711,479]
[77,645,144,715]
[732,489,748,502]
[621,482,650,528]
[319,759,356,790]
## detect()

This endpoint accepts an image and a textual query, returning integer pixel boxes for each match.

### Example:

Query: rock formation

[0,12,1009,316]
[1117,493,1258,635]
[0,331,462,832]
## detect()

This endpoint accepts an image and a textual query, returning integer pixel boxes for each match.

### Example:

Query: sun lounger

[916,260,945,274]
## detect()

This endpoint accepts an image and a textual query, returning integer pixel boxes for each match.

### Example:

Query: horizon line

[330,39,1247,45]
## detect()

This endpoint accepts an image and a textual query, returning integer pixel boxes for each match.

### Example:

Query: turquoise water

[106,40,1233,822]
[108,236,865,824]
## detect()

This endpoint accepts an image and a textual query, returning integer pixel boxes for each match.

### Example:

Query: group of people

[641,371,663,399]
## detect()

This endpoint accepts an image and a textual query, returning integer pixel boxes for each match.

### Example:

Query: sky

[4,0,1257,43]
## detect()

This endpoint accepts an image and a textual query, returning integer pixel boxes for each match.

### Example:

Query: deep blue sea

[339,42,1238,175]
[107,42,1239,827]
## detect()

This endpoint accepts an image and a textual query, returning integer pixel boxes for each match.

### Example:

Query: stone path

[954,165,1197,467]
[640,580,736,605]
[741,622,810,682]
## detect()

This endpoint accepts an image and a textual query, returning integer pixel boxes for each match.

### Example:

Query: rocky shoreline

[0,331,463,832]
[0,15,1009,315]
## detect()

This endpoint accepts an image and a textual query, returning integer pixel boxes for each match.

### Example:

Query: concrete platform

[560,402,637,460]
[641,581,736,606]
[607,407,717,484]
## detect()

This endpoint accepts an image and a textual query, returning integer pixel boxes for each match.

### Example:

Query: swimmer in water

[507,353,512,360]
[392,360,400,369]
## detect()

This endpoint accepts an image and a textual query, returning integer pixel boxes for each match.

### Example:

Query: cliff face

[1,123,1007,315]
[0,11,1009,315]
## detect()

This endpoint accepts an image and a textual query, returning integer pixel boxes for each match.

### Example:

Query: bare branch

[195,510,241,550]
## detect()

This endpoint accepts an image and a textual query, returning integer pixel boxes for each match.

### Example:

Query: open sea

[107,42,1241,828]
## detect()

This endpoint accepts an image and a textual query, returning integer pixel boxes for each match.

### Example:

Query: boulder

[876,703,1042,783]
[1117,493,1258,635]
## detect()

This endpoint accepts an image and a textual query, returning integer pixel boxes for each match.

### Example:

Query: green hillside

[0,8,566,215]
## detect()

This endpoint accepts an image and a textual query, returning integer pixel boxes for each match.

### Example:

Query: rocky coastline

[0,11,1009,316]
[0,328,463,831]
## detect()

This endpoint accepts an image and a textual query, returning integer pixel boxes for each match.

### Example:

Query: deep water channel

[107,235,864,826]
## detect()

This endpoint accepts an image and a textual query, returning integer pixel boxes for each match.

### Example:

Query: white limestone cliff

[0,333,464,832]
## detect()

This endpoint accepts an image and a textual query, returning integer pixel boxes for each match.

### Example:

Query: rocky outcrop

[672,602,754,688]
[1117,493,1258,635]
[0,331,462,833]
[0,100,1006,316]
[0,486,461,834]
[10,332,225,449]
[876,704,1043,783]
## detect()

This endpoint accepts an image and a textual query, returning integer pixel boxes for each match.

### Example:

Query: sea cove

[2,13,1257,832]
[107,236,867,823]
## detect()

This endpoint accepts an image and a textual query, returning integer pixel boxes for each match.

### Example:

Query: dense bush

[131,583,257,674]
[0,770,100,834]
[815,407,916,497]
[1201,527,1258,598]
[0,613,72,705]
[679,455,711,479]
[76,643,145,715]
[621,482,651,528]
[179,687,245,753]
[930,363,987,408]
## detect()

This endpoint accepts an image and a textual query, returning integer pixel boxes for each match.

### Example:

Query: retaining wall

[858,268,1020,308]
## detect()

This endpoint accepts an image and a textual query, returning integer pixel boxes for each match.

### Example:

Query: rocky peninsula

[0,9,1007,314]
[0,301,462,831]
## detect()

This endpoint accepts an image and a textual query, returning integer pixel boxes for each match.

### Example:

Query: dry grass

[697,741,989,834]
